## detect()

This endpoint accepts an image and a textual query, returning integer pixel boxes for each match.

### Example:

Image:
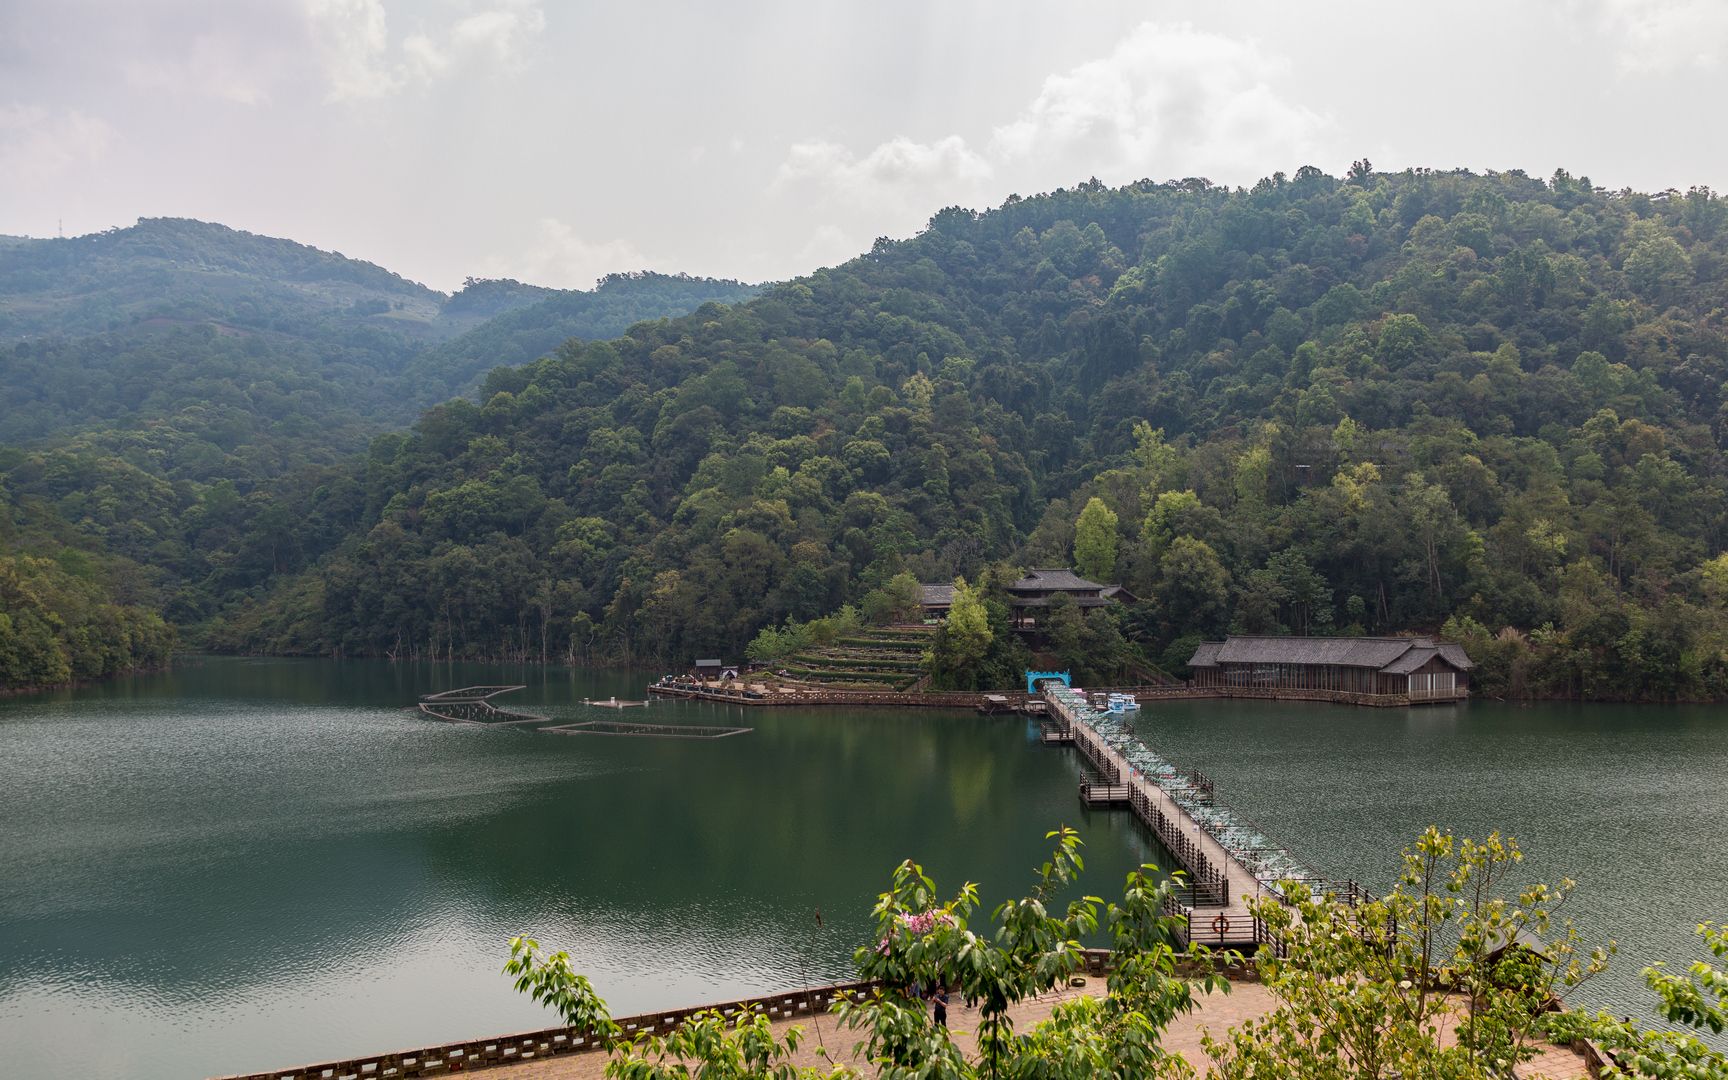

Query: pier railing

[1048,694,1231,907]
[1044,688,1387,920]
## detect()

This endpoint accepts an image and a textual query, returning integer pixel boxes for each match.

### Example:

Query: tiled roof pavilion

[1188,635,1473,673]
[1186,635,1472,703]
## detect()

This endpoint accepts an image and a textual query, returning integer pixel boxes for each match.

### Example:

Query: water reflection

[0,659,1159,1080]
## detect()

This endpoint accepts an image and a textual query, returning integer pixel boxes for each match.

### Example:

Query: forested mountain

[0,219,756,689]
[400,272,761,408]
[0,219,758,438]
[209,166,1728,701]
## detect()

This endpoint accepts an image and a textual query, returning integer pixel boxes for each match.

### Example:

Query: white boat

[1106,693,1141,714]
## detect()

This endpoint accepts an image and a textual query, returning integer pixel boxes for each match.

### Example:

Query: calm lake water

[1,660,1723,1078]
[0,659,1160,1080]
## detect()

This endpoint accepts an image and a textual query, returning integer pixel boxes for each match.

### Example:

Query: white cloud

[122,32,288,105]
[990,23,1328,185]
[308,0,397,100]
[794,224,860,270]
[0,104,116,185]
[772,22,1330,237]
[777,134,992,195]
[479,217,652,290]
[1592,0,1728,71]
[772,135,995,237]
[307,0,546,103]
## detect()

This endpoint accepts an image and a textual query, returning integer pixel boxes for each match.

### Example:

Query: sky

[3,0,1727,293]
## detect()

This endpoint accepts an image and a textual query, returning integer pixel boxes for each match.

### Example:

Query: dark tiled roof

[1188,635,1474,673]
[1100,584,1140,602]
[1381,647,1440,675]
[1436,642,1476,670]
[1013,596,1114,608]
[695,658,724,666]
[1214,636,1418,668]
[1009,568,1110,592]
[920,584,956,606]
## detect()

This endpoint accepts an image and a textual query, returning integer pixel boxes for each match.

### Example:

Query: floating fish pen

[541,720,751,739]
[417,686,549,725]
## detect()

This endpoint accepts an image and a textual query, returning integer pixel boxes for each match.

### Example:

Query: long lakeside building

[1186,635,1472,704]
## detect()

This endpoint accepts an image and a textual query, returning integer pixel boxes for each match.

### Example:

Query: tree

[927,576,993,690]
[1154,537,1232,639]
[1208,828,1609,1080]
[1074,496,1120,581]
[505,829,1224,1079]
[861,571,922,625]
[503,829,1727,1079]
[1546,921,1728,1079]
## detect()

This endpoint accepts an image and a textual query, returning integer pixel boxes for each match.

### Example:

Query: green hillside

[216,167,1728,701]
[401,272,760,406]
[0,220,758,687]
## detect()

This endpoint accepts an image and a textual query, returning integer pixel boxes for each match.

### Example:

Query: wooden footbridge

[1041,687,1371,952]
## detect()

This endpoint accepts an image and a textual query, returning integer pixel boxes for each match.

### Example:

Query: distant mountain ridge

[0,217,760,439]
[0,216,759,691]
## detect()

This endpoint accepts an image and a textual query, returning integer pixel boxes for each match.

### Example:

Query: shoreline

[204,951,1604,1080]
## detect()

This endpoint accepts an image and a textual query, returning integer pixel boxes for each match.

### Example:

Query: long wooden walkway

[1043,689,1270,951]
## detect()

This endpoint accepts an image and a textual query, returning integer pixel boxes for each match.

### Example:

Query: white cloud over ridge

[308,0,546,102]
[773,23,1333,244]
[990,23,1328,184]
[776,135,992,205]
[478,217,652,291]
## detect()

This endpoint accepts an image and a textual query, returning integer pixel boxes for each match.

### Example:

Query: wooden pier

[1043,688,1272,951]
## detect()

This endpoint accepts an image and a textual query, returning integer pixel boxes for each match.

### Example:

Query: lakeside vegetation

[8,169,1728,699]
[506,828,1728,1078]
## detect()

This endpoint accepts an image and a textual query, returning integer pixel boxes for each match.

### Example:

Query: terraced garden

[776,626,935,690]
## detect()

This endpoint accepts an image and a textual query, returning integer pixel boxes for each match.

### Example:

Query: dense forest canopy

[6,170,1728,699]
[0,219,756,689]
[201,166,1728,701]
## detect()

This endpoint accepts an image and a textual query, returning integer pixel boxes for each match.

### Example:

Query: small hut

[693,658,725,681]
[919,583,956,621]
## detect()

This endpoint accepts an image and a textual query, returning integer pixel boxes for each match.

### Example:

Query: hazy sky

[3,0,1726,293]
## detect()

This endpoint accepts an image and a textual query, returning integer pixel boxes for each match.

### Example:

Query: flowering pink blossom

[877,909,956,952]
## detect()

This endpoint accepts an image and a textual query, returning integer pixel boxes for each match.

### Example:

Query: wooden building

[920,569,1137,626]
[1187,636,1472,704]
[1005,569,1136,629]
[693,658,737,681]
[918,584,955,620]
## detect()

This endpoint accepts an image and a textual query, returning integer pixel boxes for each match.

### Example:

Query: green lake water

[0,659,1159,1080]
[0,660,1723,1078]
